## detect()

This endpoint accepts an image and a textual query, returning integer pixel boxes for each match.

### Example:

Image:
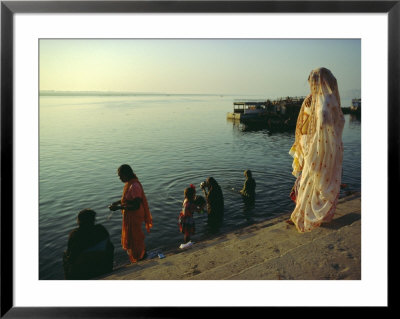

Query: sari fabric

[121,178,153,262]
[289,68,345,232]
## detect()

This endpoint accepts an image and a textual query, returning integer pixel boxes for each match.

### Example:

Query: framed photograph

[1,0,396,316]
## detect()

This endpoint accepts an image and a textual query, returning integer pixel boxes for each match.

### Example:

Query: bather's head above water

[244,169,252,179]
[184,186,196,201]
[200,177,220,190]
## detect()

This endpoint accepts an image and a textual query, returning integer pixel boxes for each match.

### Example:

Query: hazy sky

[40,39,361,97]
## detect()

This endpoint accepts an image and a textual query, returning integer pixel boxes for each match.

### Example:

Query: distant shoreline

[39,91,359,108]
[40,91,241,97]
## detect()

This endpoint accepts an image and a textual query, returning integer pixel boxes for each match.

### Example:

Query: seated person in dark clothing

[200,177,224,230]
[63,209,114,280]
[240,169,256,202]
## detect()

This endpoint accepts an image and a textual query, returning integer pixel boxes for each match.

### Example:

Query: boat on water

[350,98,361,111]
[342,98,361,115]
[226,100,269,120]
[227,97,305,129]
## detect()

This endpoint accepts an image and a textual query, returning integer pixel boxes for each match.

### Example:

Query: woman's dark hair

[245,170,252,179]
[118,164,137,179]
[206,177,221,192]
[184,187,196,201]
[77,208,96,227]
[206,177,217,187]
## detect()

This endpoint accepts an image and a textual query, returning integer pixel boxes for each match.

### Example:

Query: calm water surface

[39,94,361,279]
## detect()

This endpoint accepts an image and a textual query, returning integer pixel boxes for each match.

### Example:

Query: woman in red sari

[109,164,153,263]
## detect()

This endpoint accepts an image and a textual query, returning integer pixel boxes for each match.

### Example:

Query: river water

[39,94,361,279]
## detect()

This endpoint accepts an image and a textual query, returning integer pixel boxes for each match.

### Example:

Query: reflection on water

[349,113,361,123]
[39,95,361,279]
[227,118,296,134]
[229,109,361,133]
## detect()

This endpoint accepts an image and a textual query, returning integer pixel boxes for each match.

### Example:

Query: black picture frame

[1,0,396,317]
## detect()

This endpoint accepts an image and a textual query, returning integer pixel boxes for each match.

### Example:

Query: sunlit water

[39,94,361,279]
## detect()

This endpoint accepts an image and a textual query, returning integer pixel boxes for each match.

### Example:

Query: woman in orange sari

[109,164,153,263]
[288,67,345,232]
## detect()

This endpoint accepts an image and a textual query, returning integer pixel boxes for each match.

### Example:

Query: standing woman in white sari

[288,67,345,232]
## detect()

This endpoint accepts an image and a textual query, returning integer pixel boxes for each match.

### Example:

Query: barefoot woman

[110,164,153,262]
[288,67,345,232]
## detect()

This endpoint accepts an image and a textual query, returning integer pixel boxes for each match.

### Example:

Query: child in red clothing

[178,185,204,247]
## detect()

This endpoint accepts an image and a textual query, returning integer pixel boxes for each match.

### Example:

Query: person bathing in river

[240,169,256,203]
[178,185,205,249]
[287,67,345,232]
[191,184,207,212]
[109,164,153,263]
[200,177,224,231]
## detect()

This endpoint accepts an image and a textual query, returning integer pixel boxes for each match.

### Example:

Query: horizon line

[39,90,276,97]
